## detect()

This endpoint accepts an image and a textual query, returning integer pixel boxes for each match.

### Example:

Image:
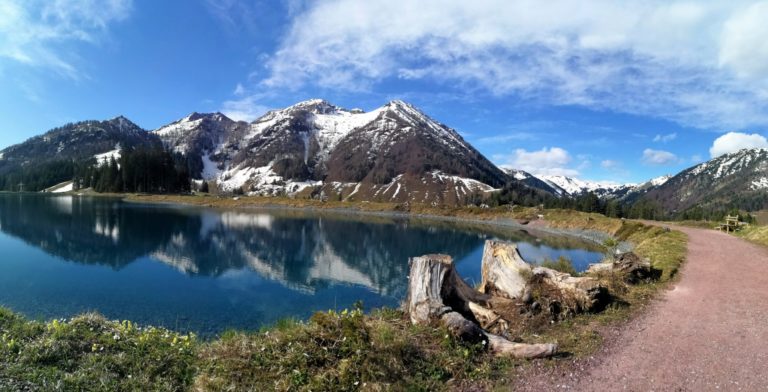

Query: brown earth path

[515,224,768,391]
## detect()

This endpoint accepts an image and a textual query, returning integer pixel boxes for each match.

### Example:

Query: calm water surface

[0,194,604,336]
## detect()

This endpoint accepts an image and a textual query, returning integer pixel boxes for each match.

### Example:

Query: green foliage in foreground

[195,308,511,391]
[0,309,197,391]
[0,307,512,391]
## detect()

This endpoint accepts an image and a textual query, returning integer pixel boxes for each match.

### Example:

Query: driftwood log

[480,240,609,313]
[405,254,558,358]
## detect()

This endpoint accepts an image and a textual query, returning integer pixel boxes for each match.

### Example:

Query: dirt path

[515,225,768,391]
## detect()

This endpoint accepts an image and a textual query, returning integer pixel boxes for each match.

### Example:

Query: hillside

[641,148,768,214]
[0,117,160,191]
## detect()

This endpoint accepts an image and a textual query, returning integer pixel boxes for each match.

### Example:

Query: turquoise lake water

[0,194,604,336]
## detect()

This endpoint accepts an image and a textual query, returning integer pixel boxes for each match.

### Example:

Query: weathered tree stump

[405,254,557,359]
[587,251,661,283]
[479,241,531,299]
[479,240,609,314]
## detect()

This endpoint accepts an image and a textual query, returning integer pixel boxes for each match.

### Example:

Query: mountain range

[1,99,767,213]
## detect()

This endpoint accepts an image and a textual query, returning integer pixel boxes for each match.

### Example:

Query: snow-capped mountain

[539,175,631,197]
[4,98,766,212]
[500,171,672,201]
[155,99,510,206]
[642,148,768,212]
[502,169,567,196]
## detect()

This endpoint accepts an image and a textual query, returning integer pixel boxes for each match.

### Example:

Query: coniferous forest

[73,147,192,193]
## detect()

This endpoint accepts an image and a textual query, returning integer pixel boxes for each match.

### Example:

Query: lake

[0,194,605,337]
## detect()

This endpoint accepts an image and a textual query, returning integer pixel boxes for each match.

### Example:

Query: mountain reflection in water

[0,194,604,336]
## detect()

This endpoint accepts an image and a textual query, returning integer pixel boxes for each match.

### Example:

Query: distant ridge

[1,100,767,212]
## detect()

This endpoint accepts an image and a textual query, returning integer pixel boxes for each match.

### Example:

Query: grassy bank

[1,201,688,391]
[735,224,768,248]
[537,210,687,281]
[122,193,541,222]
[0,307,515,391]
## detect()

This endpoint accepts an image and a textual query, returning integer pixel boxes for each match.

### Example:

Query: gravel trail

[515,224,768,391]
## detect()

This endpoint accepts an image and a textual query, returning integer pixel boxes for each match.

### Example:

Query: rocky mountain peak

[382,100,428,121]
[181,112,233,124]
[107,116,143,133]
[286,99,340,115]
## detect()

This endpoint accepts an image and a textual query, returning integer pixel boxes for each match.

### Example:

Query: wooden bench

[716,215,741,232]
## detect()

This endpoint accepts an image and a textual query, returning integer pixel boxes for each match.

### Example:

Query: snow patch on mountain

[51,182,74,193]
[751,177,768,190]
[201,153,221,180]
[429,171,496,193]
[312,107,384,151]
[647,175,671,187]
[94,147,121,166]
[505,168,532,181]
[218,162,322,196]
[154,116,203,138]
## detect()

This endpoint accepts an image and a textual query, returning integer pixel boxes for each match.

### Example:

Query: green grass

[0,307,512,391]
[0,309,197,391]
[735,224,768,247]
[543,209,688,281]
[540,256,579,276]
[194,307,513,391]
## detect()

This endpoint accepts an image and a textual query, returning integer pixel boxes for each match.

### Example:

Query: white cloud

[475,132,536,144]
[600,159,620,169]
[221,95,270,122]
[251,0,768,130]
[718,2,768,79]
[233,83,246,96]
[653,132,677,143]
[709,131,768,157]
[691,154,703,163]
[498,147,580,177]
[642,148,681,165]
[0,0,131,78]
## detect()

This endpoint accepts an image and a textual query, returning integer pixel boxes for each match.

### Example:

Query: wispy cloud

[221,94,271,121]
[475,132,536,144]
[248,0,768,130]
[653,132,677,143]
[233,83,246,96]
[0,0,132,79]
[202,0,261,35]
[642,148,681,166]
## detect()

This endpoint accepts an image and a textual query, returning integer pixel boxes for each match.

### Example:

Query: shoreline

[119,193,630,252]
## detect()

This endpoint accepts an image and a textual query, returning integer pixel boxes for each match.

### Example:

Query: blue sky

[2,0,768,184]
